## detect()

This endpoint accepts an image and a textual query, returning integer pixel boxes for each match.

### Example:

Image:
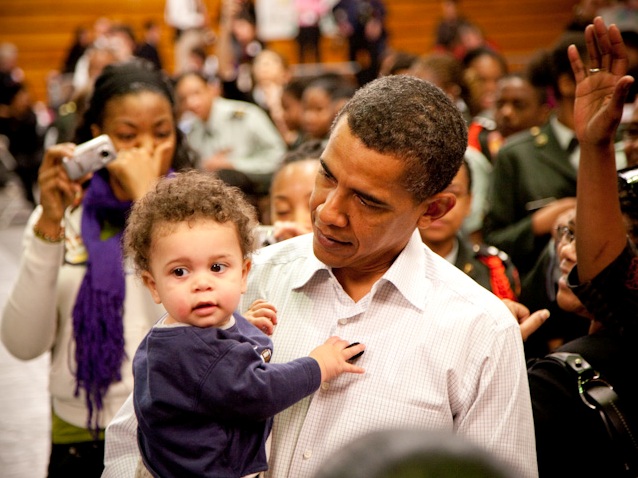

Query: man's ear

[240,258,252,294]
[417,192,456,229]
[141,271,162,304]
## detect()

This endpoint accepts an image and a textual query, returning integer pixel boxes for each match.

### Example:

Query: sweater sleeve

[197,342,321,421]
[1,208,65,359]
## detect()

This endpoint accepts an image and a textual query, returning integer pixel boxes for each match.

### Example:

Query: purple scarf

[72,171,131,434]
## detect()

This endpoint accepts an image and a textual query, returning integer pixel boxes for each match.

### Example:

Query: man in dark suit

[483,33,586,276]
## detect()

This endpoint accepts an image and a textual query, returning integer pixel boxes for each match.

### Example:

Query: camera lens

[100,149,110,158]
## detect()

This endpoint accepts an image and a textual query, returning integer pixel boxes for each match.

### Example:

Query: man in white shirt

[102,75,538,478]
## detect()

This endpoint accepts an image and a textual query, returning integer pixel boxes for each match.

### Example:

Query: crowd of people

[1,1,638,477]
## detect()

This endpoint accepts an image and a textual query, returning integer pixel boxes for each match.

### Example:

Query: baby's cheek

[172,298,193,322]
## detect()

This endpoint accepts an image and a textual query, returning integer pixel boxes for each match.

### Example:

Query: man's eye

[211,263,227,273]
[356,195,378,209]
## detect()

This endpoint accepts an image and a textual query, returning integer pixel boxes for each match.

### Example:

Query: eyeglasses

[622,125,638,143]
[618,166,638,202]
[555,225,575,244]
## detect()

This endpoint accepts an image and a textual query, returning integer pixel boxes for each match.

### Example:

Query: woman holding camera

[1,60,193,477]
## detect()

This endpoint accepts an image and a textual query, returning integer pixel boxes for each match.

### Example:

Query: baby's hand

[244,299,278,335]
[309,336,365,382]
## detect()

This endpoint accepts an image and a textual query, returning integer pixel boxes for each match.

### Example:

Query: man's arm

[102,393,139,478]
[570,17,635,282]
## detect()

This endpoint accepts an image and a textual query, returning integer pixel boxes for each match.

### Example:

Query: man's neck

[332,266,389,303]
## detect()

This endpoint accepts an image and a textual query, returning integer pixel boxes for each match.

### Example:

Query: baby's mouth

[193,301,216,312]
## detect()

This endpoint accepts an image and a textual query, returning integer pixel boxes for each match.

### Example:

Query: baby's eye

[211,263,227,273]
[172,267,188,277]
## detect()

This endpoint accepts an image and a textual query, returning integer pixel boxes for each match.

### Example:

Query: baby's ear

[241,259,252,294]
[141,271,162,304]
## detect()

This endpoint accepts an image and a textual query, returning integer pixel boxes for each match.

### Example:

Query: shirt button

[338,318,347,325]
[303,450,312,459]
[321,382,330,391]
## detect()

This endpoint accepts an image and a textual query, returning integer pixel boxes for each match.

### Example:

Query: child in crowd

[419,159,520,300]
[280,76,311,149]
[267,139,323,242]
[301,73,356,144]
[124,170,365,477]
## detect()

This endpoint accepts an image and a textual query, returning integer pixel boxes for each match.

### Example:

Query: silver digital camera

[63,134,116,180]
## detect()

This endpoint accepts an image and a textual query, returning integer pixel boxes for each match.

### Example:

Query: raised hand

[569,17,634,148]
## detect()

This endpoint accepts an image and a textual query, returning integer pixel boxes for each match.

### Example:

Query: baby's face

[142,219,250,328]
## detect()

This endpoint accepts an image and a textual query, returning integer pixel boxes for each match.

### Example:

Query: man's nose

[317,189,348,228]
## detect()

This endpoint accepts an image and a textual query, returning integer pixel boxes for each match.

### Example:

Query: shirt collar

[381,230,428,311]
[292,231,427,311]
[549,115,575,151]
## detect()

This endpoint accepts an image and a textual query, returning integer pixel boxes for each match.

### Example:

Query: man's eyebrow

[319,159,333,178]
[320,159,389,208]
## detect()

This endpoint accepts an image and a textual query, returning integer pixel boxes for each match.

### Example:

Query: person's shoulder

[472,242,515,265]
[216,96,265,119]
[428,251,516,328]
[426,245,501,301]
[499,124,551,153]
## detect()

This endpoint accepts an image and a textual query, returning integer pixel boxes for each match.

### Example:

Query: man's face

[494,77,548,138]
[309,118,451,279]
[175,74,215,121]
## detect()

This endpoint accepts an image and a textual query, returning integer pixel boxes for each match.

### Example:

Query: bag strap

[546,352,638,475]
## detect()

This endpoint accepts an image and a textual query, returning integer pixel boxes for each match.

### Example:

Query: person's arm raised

[570,17,634,282]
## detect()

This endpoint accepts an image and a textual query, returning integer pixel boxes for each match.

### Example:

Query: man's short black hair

[334,75,468,202]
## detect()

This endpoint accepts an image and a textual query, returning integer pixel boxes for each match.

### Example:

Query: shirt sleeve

[456,322,538,478]
[197,343,321,420]
[102,393,140,478]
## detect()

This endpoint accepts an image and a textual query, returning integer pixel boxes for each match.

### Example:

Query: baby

[124,170,365,477]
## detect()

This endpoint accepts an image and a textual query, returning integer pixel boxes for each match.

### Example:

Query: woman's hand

[106,140,173,202]
[570,17,634,149]
[37,143,84,231]
[244,299,278,335]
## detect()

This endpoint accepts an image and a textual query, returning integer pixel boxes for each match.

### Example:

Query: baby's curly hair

[124,170,259,275]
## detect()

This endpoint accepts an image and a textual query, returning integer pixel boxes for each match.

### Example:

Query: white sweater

[1,206,164,429]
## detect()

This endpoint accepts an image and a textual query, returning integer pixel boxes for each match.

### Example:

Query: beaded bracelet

[33,224,65,243]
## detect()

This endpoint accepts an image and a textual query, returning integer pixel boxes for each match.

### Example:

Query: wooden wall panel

[0,0,578,104]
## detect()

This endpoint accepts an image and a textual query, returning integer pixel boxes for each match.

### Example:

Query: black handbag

[545,352,638,477]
